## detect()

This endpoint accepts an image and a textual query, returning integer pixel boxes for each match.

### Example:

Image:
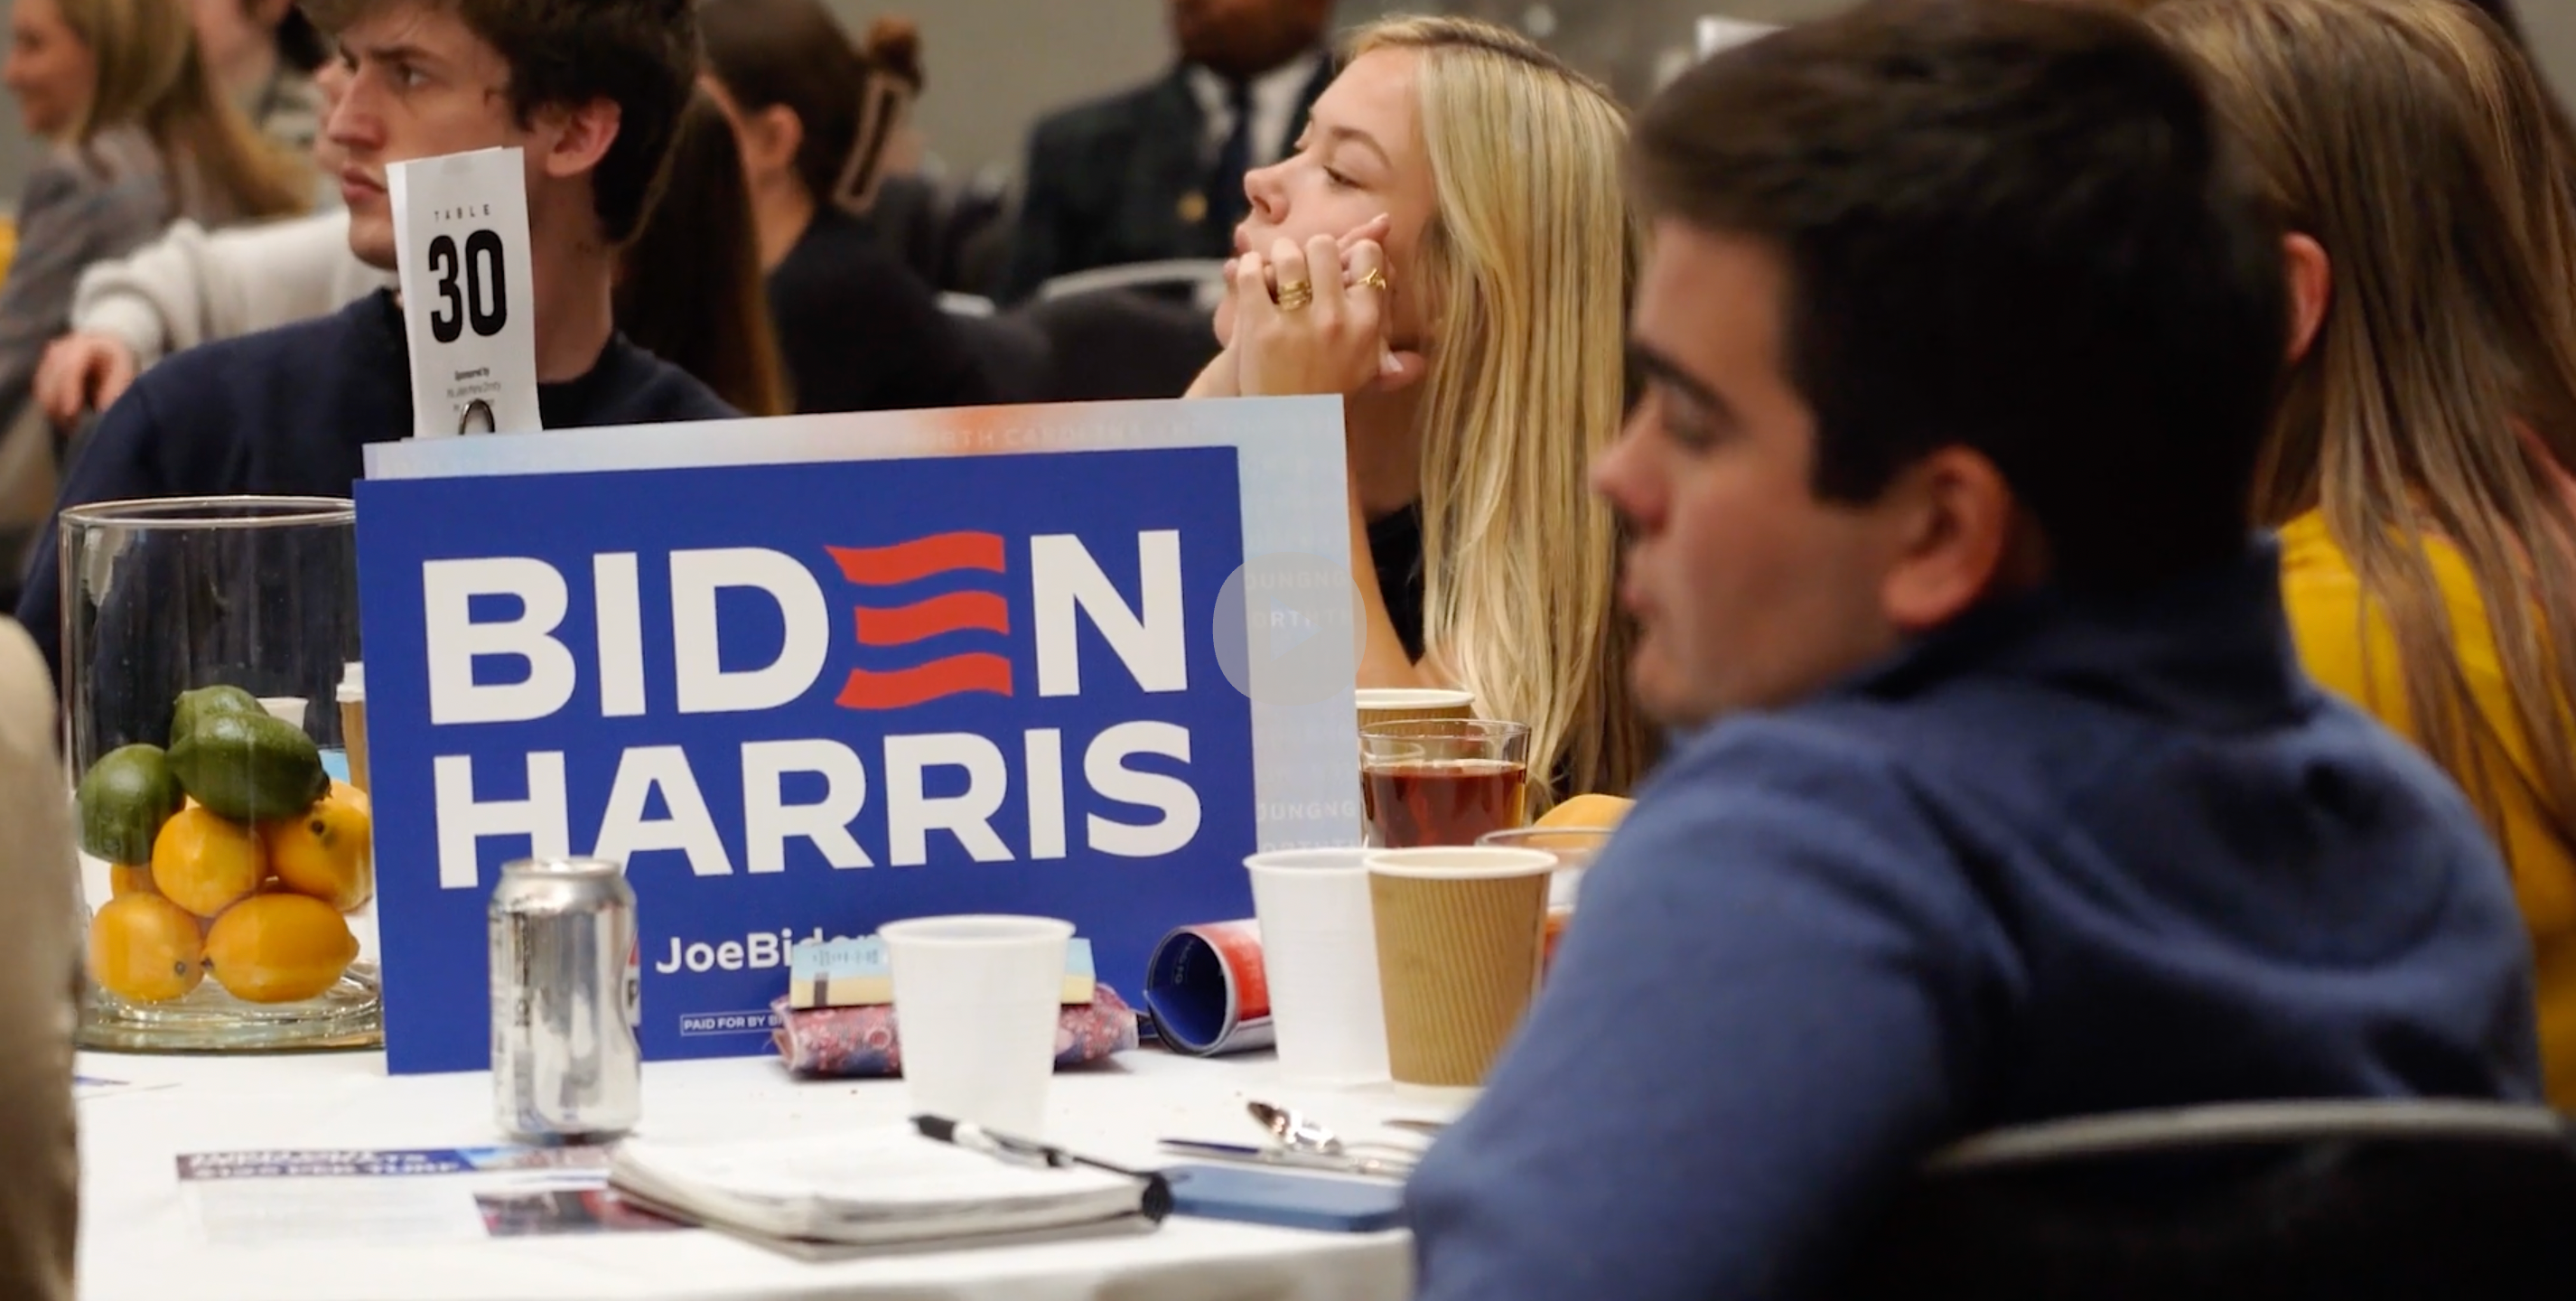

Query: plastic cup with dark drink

[1359,719,1532,847]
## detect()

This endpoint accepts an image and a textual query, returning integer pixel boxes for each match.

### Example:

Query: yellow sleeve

[2279,512,2568,903]
[2281,511,2576,1108]
[2277,514,2416,729]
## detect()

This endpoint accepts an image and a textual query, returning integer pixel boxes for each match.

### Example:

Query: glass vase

[61,496,378,1052]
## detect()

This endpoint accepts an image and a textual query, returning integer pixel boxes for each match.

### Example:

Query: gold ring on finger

[1358,267,1391,293]
[1277,281,1315,312]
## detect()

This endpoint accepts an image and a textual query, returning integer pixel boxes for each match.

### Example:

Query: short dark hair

[306,0,699,244]
[1634,0,2289,589]
[277,6,330,74]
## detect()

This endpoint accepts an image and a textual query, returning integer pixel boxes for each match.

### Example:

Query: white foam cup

[1246,848,1391,1084]
[881,914,1076,1137]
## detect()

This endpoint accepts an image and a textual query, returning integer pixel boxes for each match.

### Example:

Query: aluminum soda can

[490,856,641,1142]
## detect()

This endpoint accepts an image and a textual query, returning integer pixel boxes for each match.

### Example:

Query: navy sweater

[15,289,735,691]
[1405,541,2541,1301]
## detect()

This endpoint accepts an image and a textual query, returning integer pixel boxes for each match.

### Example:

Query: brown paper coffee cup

[337,663,369,793]
[1367,847,1555,1088]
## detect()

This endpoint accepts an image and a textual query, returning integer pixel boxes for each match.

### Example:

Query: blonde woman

[1189,16,1649,807]
[2151,0,2576,1105]
[185,0,331,154]
[0,0,305,440]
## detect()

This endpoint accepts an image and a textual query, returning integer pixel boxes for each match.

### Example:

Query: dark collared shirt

[1407,539,2541,1301]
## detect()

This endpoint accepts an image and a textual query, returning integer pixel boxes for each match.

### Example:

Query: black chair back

[1019,289,1219,404]
[946,311,1051,407]
[1836,1101,2576,1301]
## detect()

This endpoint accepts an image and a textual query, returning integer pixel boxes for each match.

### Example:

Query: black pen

[910,1114,1175,1219]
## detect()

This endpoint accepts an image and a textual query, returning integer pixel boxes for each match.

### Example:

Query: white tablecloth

[77,1046,1436,1301]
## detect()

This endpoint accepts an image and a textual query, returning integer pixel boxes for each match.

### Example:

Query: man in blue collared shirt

[1404,3,2543,1299]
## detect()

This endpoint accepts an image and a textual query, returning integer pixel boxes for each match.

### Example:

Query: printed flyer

[177,1146,673,1244]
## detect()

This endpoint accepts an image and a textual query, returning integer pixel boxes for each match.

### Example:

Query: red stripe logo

[827,532,1014,709]
[853,591,1010,646]
[835,655,1016,710]
[826,533,1007,585]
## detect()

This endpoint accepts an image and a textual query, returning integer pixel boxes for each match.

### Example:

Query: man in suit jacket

[994,0,1338,304]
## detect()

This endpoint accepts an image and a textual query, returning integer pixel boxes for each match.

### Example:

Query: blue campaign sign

[357,435,1295,1074]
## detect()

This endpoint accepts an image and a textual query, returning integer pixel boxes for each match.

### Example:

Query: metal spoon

[1246,1100,1425,1161]
[1155,1137,1416,1180]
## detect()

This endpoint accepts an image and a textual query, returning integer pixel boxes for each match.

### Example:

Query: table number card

[388,147,540,439]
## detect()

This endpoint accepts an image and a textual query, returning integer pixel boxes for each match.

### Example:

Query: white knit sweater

[69,209,388,369]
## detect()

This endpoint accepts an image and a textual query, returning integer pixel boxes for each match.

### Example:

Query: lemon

[262,786,374,912]
[203,894,359,1004]
[89,894,206,1003]
[151,806,266,919]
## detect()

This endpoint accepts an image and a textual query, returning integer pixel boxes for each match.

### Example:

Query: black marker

[910,1114,1174,1220]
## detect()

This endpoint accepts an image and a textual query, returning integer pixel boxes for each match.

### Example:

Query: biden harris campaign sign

[357,399,1361,1073]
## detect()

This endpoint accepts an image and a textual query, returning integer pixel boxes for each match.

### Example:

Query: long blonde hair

[2151,0,2576,858]
[62,0,307,220]
[1349,16,1651,806]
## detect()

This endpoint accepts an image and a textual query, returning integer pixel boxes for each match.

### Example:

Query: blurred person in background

[994,0,1338,304]
[613,88,789,417]
[1405,4,2541,1296]
[847,14,942,286]
[186,0,329,153]
[699,0,986,414]
[2151,0,2576,1109]
[14,0,734,685]
[37,74,785,421]
[0,617,78,1301]
[859,15,927,185]
[0,0,309,440]
[1190,16,1651,809]
[33,52,374,423]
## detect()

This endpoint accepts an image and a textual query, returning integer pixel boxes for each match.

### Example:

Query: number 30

[426,229,509,344]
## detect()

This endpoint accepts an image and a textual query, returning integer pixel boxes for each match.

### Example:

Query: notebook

[608,1127,1160,1249]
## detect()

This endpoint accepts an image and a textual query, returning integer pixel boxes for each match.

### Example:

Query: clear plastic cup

[1476,826,1614,910]
[1478,826,1616,974]
[1359,718,1532,847]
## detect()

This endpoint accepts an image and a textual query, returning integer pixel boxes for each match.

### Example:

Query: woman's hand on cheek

[1236,236,1401,398]
[1336,214,1394,267]
[1332,217,1423,392]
